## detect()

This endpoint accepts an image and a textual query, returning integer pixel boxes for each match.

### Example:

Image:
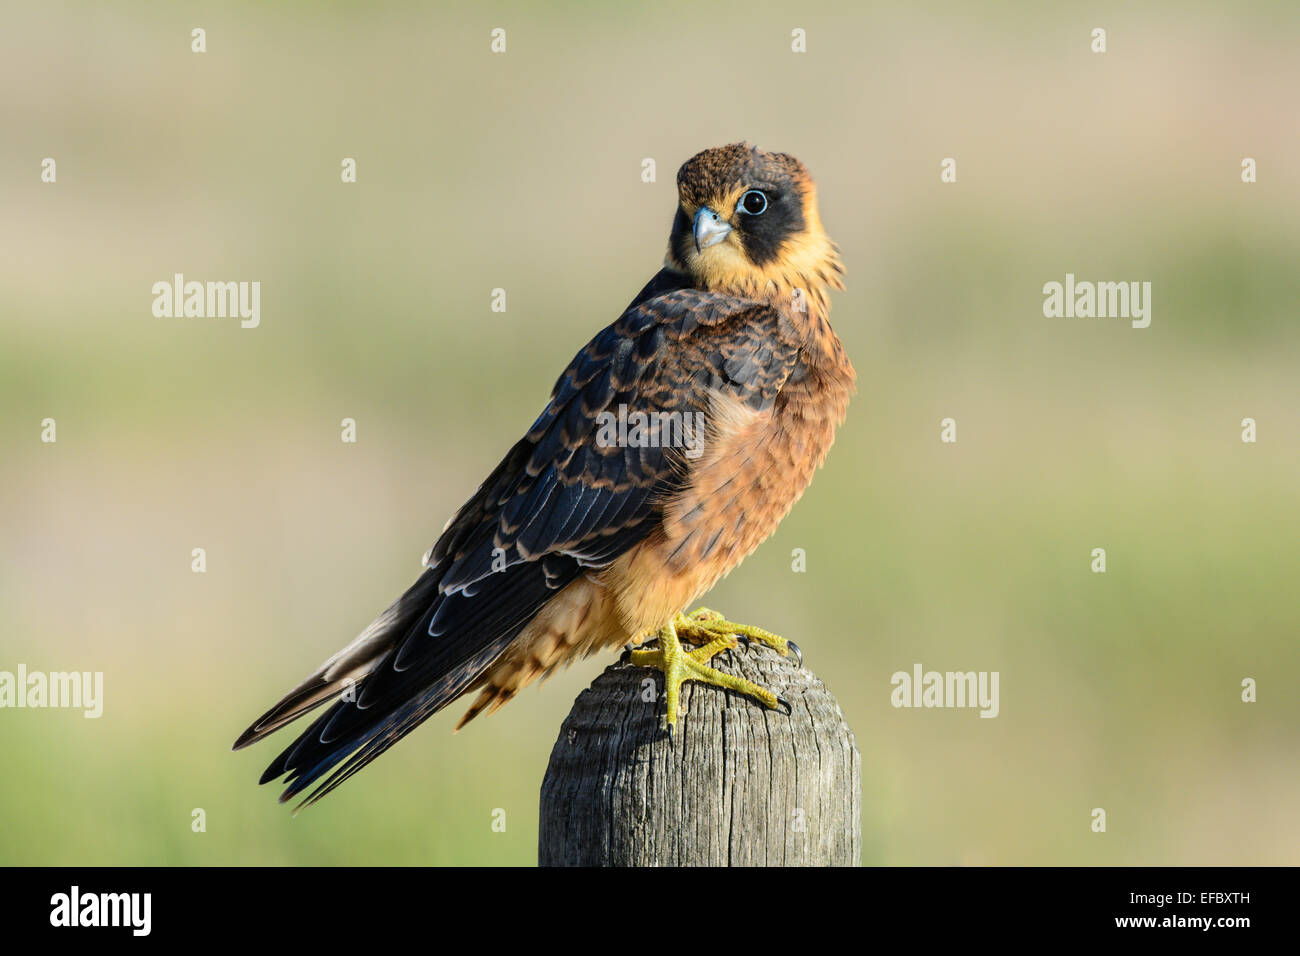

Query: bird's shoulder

[424,275,802,586]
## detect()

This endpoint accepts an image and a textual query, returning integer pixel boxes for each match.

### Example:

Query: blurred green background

[2,1,1297,865]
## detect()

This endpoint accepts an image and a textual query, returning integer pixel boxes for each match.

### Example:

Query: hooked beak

[693,207,732,252]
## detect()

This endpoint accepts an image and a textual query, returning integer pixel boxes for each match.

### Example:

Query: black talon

[787,640,803,668]
[775,695,793,716]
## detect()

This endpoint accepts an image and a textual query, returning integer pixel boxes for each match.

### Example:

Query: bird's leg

[626,618,784,728]
[673,607,802,666]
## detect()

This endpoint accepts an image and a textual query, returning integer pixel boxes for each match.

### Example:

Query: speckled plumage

[235,144,855,806]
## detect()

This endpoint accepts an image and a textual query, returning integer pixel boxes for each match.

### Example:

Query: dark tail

[234,555,579,809]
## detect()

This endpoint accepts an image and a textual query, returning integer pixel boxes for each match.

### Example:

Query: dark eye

[737,189,768,215]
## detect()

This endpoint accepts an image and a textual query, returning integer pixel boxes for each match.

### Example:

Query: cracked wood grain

[539,641,860,866]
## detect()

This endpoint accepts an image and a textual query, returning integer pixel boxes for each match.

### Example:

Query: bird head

[666,143,844,311]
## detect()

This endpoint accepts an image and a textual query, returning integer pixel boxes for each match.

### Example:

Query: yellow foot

[674,607,802,668]
[626,616,793,730]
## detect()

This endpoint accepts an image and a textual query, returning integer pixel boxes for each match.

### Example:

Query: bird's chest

[678,360,849,566]
[608,343,852,633]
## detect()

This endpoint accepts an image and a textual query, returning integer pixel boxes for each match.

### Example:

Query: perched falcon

[234,143,855,806]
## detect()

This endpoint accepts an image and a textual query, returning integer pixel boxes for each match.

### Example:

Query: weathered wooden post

[539,640,860,866]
